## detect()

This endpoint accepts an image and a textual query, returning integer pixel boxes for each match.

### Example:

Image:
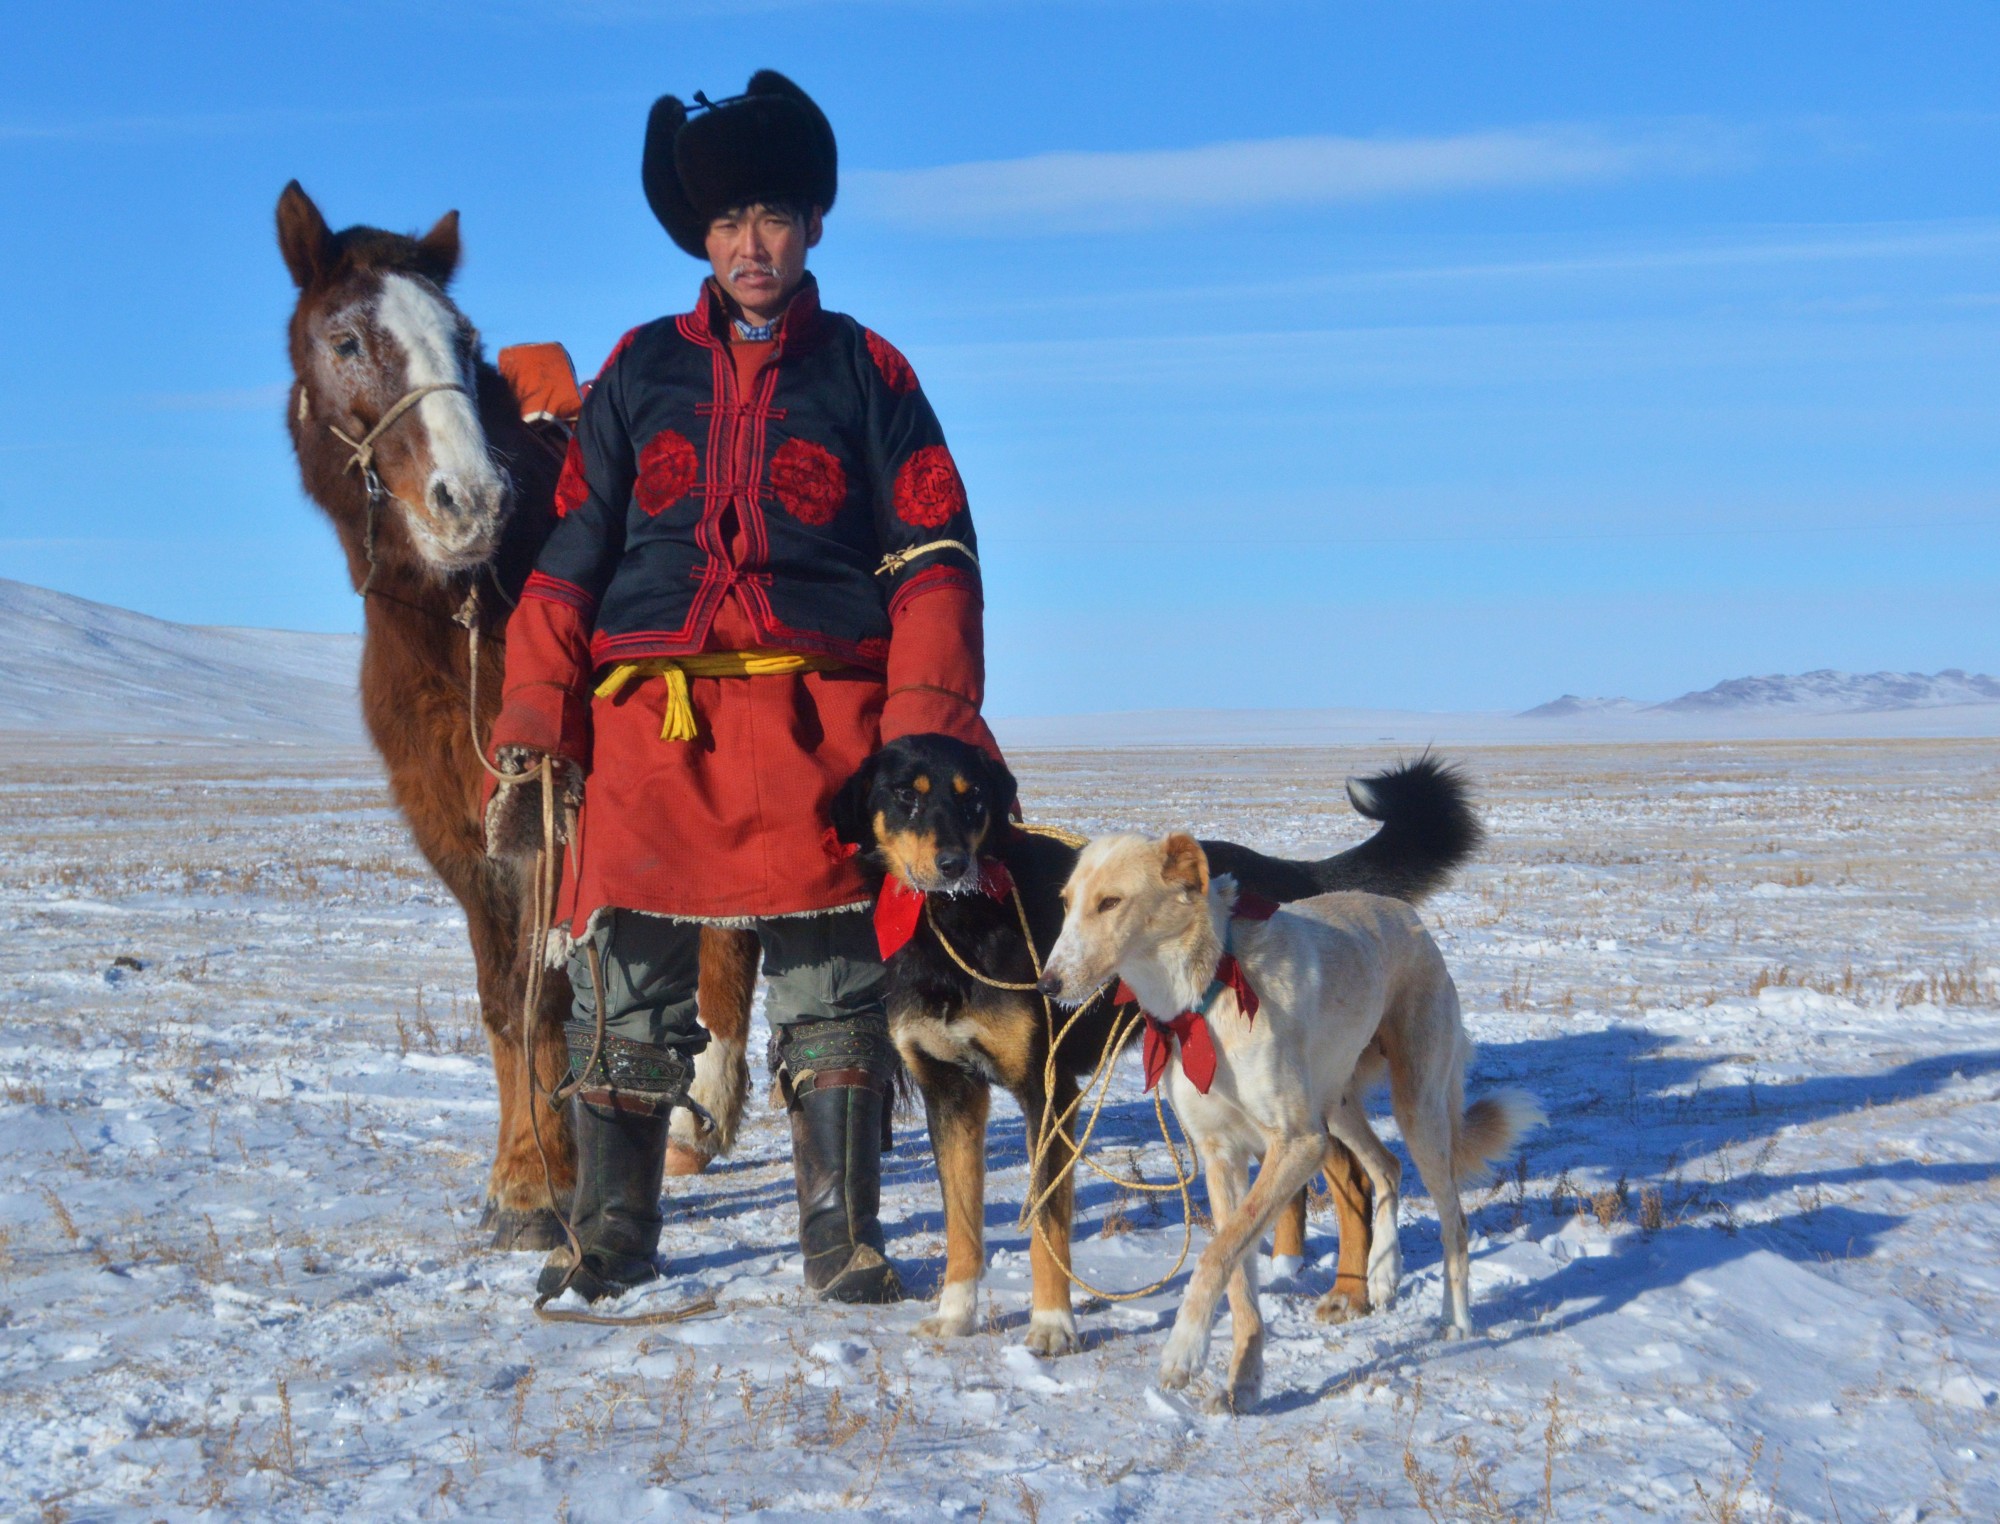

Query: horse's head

[278,181,510,579]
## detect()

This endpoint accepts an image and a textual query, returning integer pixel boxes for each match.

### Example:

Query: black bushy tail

[1206,753,1483,905]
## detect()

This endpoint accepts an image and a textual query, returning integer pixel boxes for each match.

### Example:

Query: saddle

[497,342,584,447]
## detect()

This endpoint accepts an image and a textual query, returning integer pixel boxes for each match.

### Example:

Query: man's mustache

[730,261,780,282]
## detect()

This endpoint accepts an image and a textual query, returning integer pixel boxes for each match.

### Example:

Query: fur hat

[642,70,838,259]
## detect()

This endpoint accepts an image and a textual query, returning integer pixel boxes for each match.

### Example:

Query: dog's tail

[1453,1088,1544,1187]
[1203,753,1483,906]
[1315,753,1483,902]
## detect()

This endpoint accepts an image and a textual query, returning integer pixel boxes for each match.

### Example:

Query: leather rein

[301,380,468,598]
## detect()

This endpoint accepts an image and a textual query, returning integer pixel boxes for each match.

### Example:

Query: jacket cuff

[489,591,594,771]
[881,580,1003,761]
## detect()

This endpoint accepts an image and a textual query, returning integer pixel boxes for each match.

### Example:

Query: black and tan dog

[831,734,1481,1355]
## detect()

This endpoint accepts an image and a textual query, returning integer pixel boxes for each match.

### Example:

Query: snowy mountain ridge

[1524,668,2000,719]
[0,577,363,743]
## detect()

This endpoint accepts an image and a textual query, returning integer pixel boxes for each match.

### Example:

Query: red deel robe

[490,293,1000,929]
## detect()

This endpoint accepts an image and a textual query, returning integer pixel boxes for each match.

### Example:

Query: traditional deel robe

[490,275,999,928]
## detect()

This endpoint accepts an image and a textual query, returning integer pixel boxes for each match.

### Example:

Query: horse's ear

[416,210,461,286]
[276,180,333,289]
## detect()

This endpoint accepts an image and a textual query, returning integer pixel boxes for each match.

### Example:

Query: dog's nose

[1036,971,1063,997]
[936,850,971,880]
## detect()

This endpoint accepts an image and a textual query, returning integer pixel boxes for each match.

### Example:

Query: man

[485,71,998,1306]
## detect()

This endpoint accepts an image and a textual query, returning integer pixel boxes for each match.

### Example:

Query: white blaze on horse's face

[367,273,508,571]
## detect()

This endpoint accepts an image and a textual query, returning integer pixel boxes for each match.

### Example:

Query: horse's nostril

[431,480,457,514]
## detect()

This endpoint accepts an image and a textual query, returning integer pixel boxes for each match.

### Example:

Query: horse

[275,181,756,1248]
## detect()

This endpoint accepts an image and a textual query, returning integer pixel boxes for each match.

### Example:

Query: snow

[2,733,1997,1520]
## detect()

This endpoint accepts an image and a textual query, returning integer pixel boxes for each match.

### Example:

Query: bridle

[301,380,469,597]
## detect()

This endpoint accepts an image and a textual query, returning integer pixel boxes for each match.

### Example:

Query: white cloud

[847,123,1746,231]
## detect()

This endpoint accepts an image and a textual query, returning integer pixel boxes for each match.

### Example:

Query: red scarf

[872,857,1015,959]
[1117,891,1278,1095]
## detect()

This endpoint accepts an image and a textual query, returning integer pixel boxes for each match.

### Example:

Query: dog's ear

[1161,832,1209,896]
[830,752,882,850]
[980,751,1019,830]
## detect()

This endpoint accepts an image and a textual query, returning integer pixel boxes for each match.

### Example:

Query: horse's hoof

[663,1142,715,1177]
[487,1206,567,1252]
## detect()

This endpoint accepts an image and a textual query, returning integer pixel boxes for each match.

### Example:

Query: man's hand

[484,747,585,860]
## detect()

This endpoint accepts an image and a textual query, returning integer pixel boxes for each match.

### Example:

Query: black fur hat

[642,70,838,258]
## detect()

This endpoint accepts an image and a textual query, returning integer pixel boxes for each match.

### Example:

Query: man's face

[704,203,822,322]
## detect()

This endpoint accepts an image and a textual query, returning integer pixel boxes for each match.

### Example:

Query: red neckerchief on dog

[1117,891,1279,1095]
[873,858,1016,959]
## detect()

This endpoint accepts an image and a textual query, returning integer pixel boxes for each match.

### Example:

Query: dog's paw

[1023,1308,1079,1357]
[1212,1346,1264,1414]
[1366,1246,1402,1310]
[1440,1316,1475,1343]
[1313,1286,1369,1324]
[1156,1322,1209,1391]
[916,1281,980,1339]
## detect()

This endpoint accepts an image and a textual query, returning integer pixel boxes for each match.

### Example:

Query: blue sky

[2,2,1996,715]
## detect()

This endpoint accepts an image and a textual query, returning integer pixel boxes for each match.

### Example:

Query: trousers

[565,906,887,1054]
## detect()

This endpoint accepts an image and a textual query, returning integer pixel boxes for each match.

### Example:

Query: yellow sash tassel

[593,650,845,741]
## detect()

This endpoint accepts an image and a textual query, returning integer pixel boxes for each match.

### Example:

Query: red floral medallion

[865,329,919,394]
[893,444,967,528]
[769,437,847,526]
[634,429,699,517]
[553,436,589,519]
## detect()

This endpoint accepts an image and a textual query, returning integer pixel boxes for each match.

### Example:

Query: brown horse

[275,182,756,1248]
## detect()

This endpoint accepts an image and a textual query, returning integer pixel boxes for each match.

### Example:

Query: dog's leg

[1023,1070,1081,1356]
[911,1056,990,1339]
[1403,1108,1474,1340]
[1327,1098,1403,1312]
[1315,1141,1375,1324]
[1270,1185,1308,1282]
[1215,1155,1266,1414]
[1159,1134,1322,1406]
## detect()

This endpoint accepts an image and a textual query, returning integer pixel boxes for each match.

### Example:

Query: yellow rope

[594,650,844,741]
[875,538,978,578]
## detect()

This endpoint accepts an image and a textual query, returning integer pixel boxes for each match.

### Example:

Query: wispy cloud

[848,122,1747,231]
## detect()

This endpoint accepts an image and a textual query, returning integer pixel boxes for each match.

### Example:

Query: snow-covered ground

[2,734,1996,1521]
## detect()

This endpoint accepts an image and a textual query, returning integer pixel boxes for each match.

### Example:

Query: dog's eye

[893,786,921,811]
[1095,895,1122,915]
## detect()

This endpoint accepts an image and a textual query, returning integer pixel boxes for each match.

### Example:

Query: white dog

[1040,831,1540,1411]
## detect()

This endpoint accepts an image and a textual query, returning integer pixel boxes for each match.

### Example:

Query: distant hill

[1518,669,2000,720]
[0,578,363,743]
[1654,669,2000,714]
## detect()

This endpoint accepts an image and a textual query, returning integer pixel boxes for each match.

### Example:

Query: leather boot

[776,1018,903,1304]
[535,1025,688,1304]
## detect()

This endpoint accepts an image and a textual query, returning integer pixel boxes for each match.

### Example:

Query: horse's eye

[331,334,361,359]
[1095,895,1122,915]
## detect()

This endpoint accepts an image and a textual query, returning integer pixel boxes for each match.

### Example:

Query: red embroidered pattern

[893,444,966,528]
[553,436,589,519]
[634,429,698,517]
[865,329,919,394]
[769,437,847,526]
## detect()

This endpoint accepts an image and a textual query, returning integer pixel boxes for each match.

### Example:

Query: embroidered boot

[535,1027,690,1304]
[775,1018,903,1304]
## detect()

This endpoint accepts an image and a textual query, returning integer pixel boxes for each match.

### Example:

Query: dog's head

[1039,831,1214,1005]
[831,733,1018,895]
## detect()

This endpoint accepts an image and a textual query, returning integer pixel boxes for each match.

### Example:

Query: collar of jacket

[691,272,824,352]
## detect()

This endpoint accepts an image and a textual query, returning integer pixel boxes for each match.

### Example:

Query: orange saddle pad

[497,343,583,427]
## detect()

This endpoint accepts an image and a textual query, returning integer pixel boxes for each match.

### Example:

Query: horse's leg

[1315,1140,1376,1323]
[666,929,761,1176]
[476,884,574,1250]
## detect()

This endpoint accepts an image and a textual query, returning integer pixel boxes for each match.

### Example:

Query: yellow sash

[593,650,844,741]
